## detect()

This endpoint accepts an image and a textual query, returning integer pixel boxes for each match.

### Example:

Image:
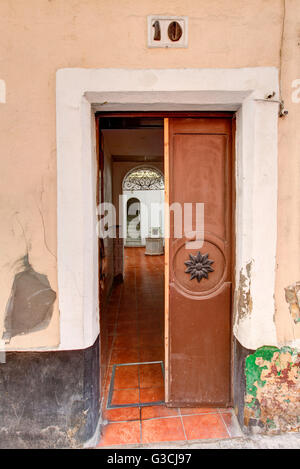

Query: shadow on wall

[2,254,56,343]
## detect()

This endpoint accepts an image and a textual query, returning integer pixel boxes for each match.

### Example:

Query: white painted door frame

[56,68,279,351]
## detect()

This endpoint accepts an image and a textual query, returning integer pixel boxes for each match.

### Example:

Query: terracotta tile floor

[97,247,241,447]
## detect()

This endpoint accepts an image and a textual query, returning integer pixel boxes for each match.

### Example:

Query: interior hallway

[97,248,240,447]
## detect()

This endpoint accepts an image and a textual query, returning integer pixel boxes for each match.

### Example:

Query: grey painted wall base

[0,337,100,449]
[233,337,254,432]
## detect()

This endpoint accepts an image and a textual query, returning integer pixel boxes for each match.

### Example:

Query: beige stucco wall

[275,1,300,346]
[0,0,299,349]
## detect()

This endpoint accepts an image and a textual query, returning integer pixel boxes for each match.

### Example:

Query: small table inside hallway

[145,237,164,256]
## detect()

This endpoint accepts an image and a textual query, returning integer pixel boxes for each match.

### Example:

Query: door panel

[97,128,114,399]
[167,117,233,406]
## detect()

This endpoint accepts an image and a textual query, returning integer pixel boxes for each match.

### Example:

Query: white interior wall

[123,189,165,244]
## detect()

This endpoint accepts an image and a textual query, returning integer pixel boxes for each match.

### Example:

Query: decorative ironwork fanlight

[184,251,214,282]
[123,167,164,191]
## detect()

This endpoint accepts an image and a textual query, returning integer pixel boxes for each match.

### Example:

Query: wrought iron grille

[123,167,164,191]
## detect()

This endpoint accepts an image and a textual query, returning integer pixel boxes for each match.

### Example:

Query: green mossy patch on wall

[244,346,300,433]
[245,346,279,398]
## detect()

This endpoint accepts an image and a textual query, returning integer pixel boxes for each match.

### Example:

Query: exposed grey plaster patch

[285,281,300,324]
[235,260,253,325]
[2,254,56,343]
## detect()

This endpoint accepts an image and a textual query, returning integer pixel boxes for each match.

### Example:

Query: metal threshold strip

[107,361,165,409]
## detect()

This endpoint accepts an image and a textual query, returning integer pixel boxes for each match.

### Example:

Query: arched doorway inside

[126,197,141,246]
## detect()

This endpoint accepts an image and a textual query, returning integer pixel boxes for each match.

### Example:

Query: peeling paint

[285,282,300,324]
[245,346,300,433]
[235,260,253,324]
[2,254,56,343]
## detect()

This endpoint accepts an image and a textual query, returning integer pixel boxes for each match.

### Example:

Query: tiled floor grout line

[102,288,121,398]
[139,403,143,444]
[139,419,143,444]
[108,360,164,407]
[135,260,143,408]
[106,410,225,424]
[218,409,232,438]
[107,282,123,368]
[105,281,128,408]
[179,413,188,441]
[113,386,163,391]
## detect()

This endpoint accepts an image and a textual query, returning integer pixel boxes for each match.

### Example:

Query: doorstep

[96,407,243,448]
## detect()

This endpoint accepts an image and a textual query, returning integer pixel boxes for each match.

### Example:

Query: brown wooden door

[166,117,234,407]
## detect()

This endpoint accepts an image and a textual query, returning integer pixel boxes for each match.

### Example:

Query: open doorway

[97,116,166,420]
[123,167,165,248]
[96,113,239,446]
[126,197,141,246]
